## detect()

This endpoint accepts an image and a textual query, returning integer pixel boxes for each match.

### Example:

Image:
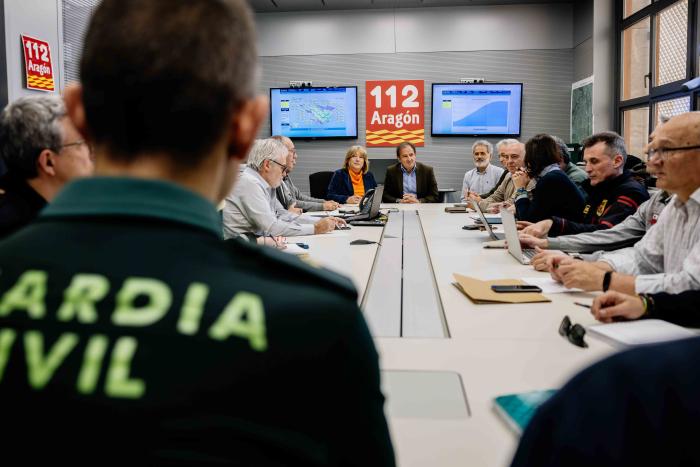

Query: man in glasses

[472,138,534,213]
[0,95,94,238]
[544,112,700,295]
[272,135,340,213]
[224,138,345,237]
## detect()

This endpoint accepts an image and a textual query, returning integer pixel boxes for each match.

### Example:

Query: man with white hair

[472,138,535,212]
[461,139,504,202]
[223,138,344,238]
[271,135,339,212]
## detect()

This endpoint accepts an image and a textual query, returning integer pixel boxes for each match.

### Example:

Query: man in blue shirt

[382,141,439,203]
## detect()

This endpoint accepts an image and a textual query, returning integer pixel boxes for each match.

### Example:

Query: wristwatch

[602,270,613,292]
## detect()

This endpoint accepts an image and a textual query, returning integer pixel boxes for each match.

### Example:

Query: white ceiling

[249,0,572,13]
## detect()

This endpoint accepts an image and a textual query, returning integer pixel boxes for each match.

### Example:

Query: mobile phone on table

[491,285,542,293]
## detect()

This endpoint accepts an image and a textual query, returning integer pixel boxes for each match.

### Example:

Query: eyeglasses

[647,144,700,161]
[59,140,91,152]
[558,315,588,348]
[268,158,288,172]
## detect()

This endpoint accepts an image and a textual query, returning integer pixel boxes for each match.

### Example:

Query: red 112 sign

[21,35,55,92]
[365,80,424,147]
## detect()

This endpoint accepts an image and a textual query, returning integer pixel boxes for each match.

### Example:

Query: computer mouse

[336,225,352,230]
[350,239,376,245]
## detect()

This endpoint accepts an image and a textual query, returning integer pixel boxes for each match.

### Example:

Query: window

[622,107,650,159]
[616,0,697,150]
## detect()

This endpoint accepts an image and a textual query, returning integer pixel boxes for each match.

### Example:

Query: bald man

[546,112,700,295]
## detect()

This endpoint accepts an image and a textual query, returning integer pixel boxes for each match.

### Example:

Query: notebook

[587,319,697,347]
[493,389,556,435]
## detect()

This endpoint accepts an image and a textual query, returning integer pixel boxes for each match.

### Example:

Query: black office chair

[309,171,334,199]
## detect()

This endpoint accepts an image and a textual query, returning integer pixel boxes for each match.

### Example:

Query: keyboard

[349,219,386,227]
[523,249,537,260]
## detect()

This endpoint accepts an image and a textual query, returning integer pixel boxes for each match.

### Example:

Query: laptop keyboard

[523,249,537,260]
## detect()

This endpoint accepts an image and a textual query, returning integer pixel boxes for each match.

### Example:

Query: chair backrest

[309,171,334,199]
[368,158,397,185]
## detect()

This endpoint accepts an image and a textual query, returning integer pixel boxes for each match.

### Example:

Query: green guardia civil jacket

[0,177,395,467]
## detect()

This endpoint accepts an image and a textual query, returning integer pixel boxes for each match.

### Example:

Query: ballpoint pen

[574,302,592,309]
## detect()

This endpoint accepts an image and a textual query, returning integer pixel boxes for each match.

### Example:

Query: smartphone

[491,285,542,293]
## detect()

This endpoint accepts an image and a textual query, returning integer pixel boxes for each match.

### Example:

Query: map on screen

[270,87,358,138]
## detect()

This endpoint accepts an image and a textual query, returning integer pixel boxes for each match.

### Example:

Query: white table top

[299,203,618,467]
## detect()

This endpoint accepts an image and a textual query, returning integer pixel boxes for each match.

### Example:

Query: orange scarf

[349,169,365,197]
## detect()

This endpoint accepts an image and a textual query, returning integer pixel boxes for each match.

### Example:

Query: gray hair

[247,138,287,171]
[495,138,521,153]
[471,139,493,155]
[551,135,571,164]
[0,95,66,179]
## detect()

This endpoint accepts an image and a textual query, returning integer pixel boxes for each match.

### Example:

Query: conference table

[295,203,618,467]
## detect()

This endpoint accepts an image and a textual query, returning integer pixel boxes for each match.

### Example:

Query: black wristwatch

[602,270,613,292]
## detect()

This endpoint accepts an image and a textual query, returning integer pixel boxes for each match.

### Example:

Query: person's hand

[511,169,530,189]
[555,259,607,291]
[592,291,645,323]
[522,219,553,238]
[330,216,347,227]
[467,191,482,202]
[257,236,287,249]
[314,217,337,234]
[401,194,419,204]
[486,202,507,213]
[549,255,575,282]
[323,200,339,211]
[288,202,303,215]
[528,247,564,271]
[346,195,362,204]
[515,220,533,231]
[519,234,548,250]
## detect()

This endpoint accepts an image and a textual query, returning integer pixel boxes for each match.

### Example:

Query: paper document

[588,319,697,347]
[522,277,582,294]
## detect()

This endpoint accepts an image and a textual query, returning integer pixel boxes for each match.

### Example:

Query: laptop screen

[368,185,384,219]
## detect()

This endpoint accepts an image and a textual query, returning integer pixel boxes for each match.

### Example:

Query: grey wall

[257,5,574,194]
[573,0,593,82]
[3,0,62,102]
[592,0,615,132]
[260,50,573,195]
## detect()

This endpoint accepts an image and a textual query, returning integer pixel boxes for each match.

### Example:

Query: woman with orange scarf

[327,145,378,204]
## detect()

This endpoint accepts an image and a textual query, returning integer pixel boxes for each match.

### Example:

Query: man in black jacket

[521,131,649,238]
[0,95,94,238]
[382,141,439,203]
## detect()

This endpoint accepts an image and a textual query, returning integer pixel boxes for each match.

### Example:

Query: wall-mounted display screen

[270,86,358,138]
[431,83,523,136]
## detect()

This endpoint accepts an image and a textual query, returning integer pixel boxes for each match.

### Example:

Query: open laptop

[501,208,537,264]
[346,185,385,225]
[470,201,504,240]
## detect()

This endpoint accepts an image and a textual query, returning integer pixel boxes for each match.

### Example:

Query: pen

[295,243,309,249]
[574,302,591,309]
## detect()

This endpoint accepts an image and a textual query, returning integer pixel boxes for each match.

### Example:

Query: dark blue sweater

[327,169,378,204]
[515,170,585,223]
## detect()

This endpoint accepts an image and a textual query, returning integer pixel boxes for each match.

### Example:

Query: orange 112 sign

[21,35,55,92]
[366,80,424,147]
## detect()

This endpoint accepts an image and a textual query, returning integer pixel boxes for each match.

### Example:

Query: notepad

[587,319,697,347]
[493,389,556,435]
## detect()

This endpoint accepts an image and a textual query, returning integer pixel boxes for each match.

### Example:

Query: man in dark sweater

[521,131,649,238]
[0,95,94,238]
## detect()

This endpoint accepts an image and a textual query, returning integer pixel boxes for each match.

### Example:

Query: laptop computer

[346,185,385,224]
[470,201,504,240]
[501,209,537,264]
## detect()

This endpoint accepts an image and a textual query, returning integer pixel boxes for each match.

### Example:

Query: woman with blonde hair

[327,145,378,204]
